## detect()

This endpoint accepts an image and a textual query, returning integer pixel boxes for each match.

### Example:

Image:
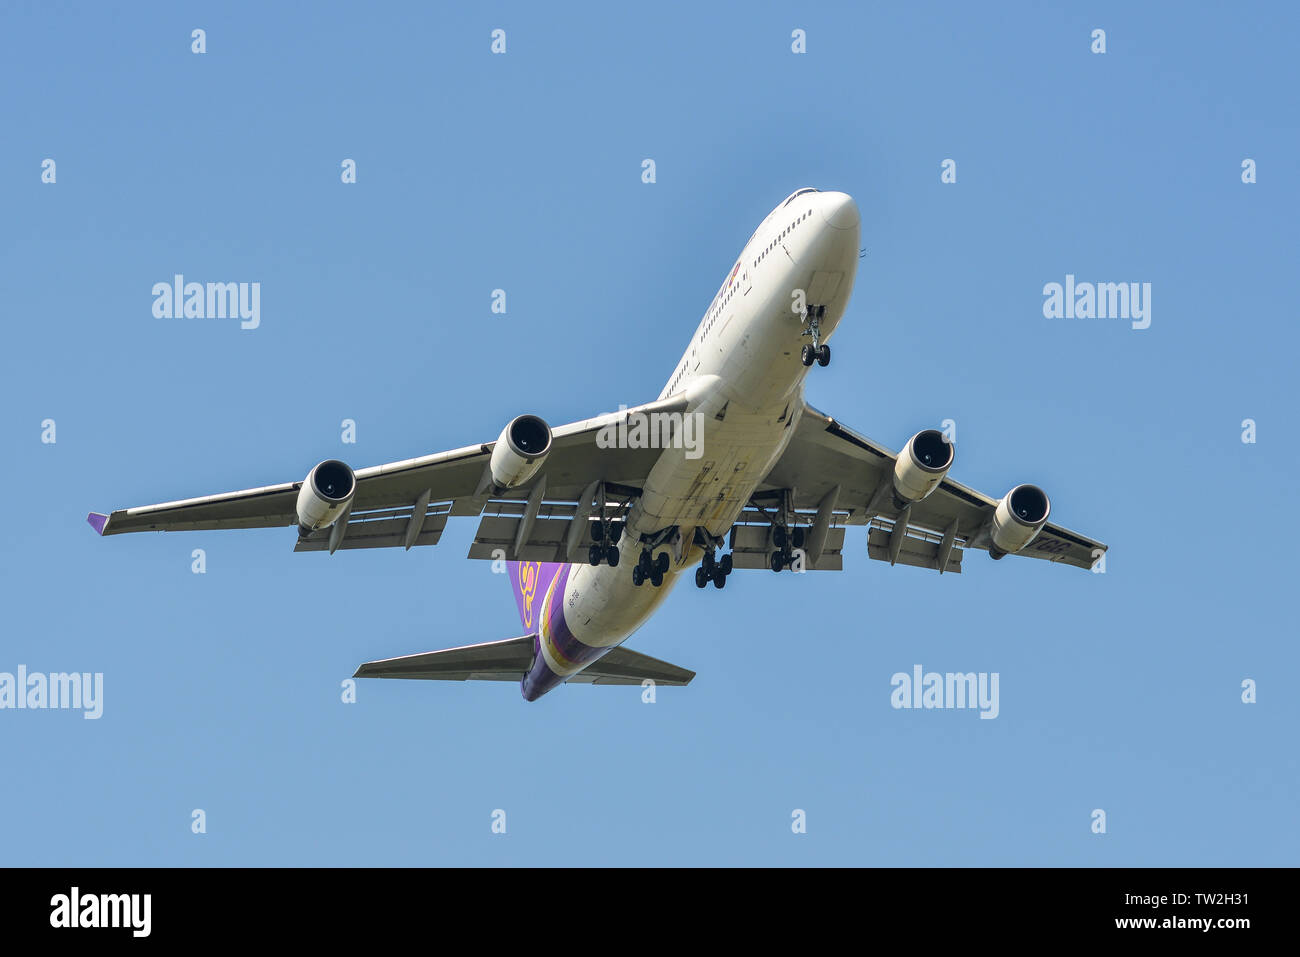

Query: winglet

[86,512,109,536]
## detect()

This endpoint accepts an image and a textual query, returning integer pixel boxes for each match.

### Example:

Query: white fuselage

[535,189,861,679]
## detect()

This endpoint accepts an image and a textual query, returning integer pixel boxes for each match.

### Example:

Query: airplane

[87,188,1106,702]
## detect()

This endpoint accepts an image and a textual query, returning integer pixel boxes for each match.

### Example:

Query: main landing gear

[631,547,670,588]
[694,548,734,590]
[769,524,806,572]
[587,520,622,567]
[800,305,831,368]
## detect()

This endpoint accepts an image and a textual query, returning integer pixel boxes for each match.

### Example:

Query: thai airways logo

[519,561,540,628]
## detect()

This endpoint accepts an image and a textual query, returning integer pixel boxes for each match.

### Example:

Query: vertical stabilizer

[507,561,564,632]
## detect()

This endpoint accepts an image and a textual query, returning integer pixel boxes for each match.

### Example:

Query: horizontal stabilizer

[353,635,694,687]
[567,646,695,686]
[354,636,535,682]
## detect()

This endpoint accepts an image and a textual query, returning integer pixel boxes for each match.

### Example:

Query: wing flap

[866,523,963,573]
[294,504,452,552]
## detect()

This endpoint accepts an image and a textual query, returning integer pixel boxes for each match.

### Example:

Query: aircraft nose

[819,191,859,230]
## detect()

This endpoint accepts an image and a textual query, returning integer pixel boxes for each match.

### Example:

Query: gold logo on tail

[519,561,541,628]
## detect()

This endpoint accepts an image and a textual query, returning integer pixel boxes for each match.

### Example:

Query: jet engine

[988,484,1051,558]
[296,459,356,537]
[892,429,954,507]
[489,414,553,490]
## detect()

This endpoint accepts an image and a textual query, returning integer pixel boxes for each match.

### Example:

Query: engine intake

[892,429,954,507]
[489,414,553,490]
[296,459,356,537]
[989,484,1051,558]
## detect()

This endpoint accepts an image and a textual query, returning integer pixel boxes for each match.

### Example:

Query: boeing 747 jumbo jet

[88,188,1106,701]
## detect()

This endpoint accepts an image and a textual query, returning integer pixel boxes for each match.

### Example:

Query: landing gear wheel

[773,527,787,549]
[712,568,726,589]
[638,550,652,574]
[650,568,664,588]
[816,344,830,367]
[719,553,733,575]
[605,544,620,567]
[695,566,708,588]
[770,551,785,573]
[608,522,622,543]
[591,521,605,543]
[632,565,645,587]
[800,344,816,367]
[588,544,603,566]
[656,552,670,574]
[792,527,806,549]
[702,551,715,574]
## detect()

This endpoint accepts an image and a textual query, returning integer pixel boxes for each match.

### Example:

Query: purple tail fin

[508,561,564,632]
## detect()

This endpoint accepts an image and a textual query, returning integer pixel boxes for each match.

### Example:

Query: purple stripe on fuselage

[521,657,563,701]
[540,565,606,669]
[519,563,614,701]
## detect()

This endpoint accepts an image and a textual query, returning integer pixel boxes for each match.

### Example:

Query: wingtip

[86,512,109,536]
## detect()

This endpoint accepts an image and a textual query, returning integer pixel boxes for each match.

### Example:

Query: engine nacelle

[892,429,954,507]
[989,484,1051,558]
[489,414,552,490]
[296,459,356,537]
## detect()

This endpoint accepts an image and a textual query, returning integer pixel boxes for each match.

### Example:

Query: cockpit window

[782,187,819,207]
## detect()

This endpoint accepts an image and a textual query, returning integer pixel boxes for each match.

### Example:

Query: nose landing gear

[800,305,831,367]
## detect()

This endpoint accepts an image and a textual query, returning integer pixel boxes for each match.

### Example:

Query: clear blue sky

[2,1,1296,866]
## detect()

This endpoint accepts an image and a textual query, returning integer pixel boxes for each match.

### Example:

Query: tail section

[507,561,564,632]
[352,634,695,700]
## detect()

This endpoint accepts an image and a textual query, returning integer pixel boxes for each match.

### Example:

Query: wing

[753,402,1106,573]
[87,396,687,559]
[354,636,694,687]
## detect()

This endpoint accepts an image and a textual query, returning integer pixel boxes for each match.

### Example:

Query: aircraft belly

[634,400,798,539]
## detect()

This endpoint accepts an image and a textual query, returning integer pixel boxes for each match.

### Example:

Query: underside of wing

[87,483,301,535]
[87,397,689,556]
[755,402,1106,572]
